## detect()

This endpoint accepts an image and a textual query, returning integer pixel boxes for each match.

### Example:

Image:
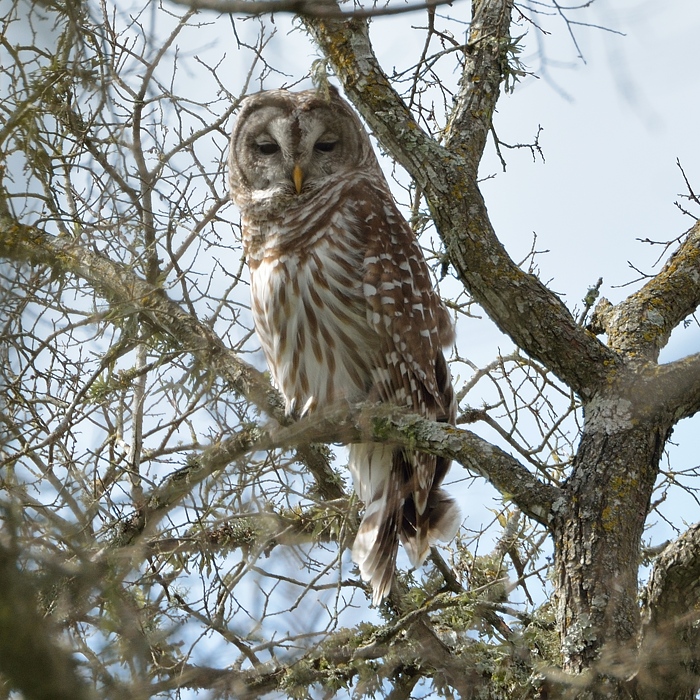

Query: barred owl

[228,87,460,604]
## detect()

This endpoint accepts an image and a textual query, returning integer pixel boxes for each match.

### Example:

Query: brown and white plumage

[228,87,460,604]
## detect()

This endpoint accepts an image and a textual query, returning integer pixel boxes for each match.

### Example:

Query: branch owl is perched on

[228,87,460,604]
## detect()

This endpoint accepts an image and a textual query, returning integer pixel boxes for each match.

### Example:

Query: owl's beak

[292,164,304,194]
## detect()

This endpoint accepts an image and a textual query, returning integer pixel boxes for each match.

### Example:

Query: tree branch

[641,522,700,629]
[0,220,274,412]
[638,522,700,698]
[0,216,343,500]
[355,404,559,524]
[302,1,622,399]
[645,351,700,422]
[599,220,700,361]
[146,501,352,555]
[442,0,514,174]
[150,589,535,698]
[165,0,457,19]
[140,403,559,531]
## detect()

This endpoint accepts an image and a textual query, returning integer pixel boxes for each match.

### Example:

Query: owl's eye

[314,141,337,153]
[257,142,280,155]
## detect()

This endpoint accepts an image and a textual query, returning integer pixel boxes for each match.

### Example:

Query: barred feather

[229,87,461,605]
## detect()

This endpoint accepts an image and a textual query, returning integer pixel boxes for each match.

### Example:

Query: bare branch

[0,216,343,499]
[147,502,351,555]
[165,0,457,19]
[601,220,700,361]
[442,0,518,173]
[0,217,273,413]
[148,587,542,698]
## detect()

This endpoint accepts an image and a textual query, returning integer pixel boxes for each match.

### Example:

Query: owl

[228,87,460,604]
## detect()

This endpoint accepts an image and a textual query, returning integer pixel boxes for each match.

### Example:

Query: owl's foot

[285,396,317,420]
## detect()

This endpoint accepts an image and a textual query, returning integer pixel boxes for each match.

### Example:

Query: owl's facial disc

[231,96,367,207]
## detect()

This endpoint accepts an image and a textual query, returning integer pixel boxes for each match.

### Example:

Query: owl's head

[228,87,379,211]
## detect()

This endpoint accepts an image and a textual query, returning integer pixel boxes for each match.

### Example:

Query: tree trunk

[554,390,670,697]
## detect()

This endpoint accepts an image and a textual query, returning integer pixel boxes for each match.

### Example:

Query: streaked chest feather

[248,230,377,413]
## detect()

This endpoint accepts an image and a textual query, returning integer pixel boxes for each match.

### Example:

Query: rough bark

[554,408,669,693]
[637,524,700,700]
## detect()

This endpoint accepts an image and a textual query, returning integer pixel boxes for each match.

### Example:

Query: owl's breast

[249,231,378,415]
[241,181,362,259]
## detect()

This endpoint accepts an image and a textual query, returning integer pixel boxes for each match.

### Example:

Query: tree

[1,0,699,698]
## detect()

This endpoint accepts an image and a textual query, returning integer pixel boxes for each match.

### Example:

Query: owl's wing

[358,182,454,424]
[351,179,460,581]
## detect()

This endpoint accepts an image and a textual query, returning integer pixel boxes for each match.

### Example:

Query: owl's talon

[300,396,316,418]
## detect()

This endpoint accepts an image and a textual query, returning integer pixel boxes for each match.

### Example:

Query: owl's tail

[350,449,461,606]
[351,478,402,605]
[400,483,461,573]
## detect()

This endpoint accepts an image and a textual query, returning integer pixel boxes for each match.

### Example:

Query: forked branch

[599,220,700,361]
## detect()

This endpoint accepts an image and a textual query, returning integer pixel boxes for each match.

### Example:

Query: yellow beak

[292,164,303,194]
